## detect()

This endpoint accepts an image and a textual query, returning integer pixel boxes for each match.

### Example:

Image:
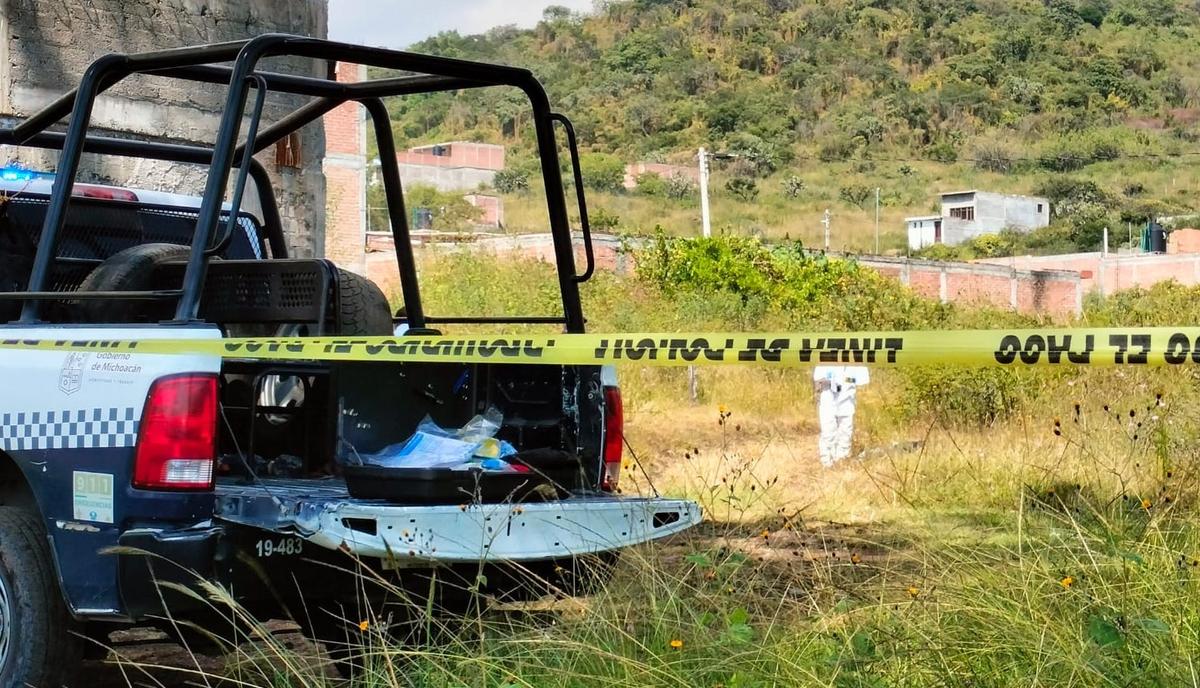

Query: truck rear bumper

[215,479,701,564]
[115,524,223,620]
[297,497,701,563]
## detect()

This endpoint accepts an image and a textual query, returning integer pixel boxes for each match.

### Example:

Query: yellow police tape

[3,327,1200,367]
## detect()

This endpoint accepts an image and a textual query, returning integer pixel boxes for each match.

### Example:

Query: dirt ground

[89,624,334,687]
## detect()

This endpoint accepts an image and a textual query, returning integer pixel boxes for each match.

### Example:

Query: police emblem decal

[58,352,89,395]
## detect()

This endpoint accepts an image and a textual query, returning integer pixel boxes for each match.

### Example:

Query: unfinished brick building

[0,0,335,259]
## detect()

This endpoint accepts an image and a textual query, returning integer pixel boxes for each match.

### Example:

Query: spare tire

[75,243,191,323]
[333,268,393,335]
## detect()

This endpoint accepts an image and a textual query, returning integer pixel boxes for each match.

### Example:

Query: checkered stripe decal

[0,408,139,451]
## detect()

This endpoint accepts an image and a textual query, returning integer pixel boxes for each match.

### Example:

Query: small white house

[906,215,943,251]
[907,190,1050,250]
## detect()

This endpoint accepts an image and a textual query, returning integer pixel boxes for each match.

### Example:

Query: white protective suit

[813,365,870,467]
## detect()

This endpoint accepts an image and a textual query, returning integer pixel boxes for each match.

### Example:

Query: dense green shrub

[924,141,958,163]
[1083,281,1200,326]
[897,366,1026,426]
[579,153,627,193]
[492,168,530,194]
[635,172,669,196]
[817,137,857,163]
[403,184,483,231]
[634,232,954,330]
[725,177,759,202]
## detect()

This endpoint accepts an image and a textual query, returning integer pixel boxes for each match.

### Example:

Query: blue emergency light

[0,166,50,182]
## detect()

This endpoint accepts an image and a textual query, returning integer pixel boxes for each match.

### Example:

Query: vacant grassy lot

[99,249,1200,686]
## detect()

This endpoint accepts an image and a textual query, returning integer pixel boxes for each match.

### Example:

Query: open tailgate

[216,480,700,563]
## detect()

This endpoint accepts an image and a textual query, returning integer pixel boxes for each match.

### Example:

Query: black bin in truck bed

[343,449,586,504]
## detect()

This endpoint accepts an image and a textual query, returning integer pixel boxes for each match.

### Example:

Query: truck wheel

[0,507,82,687]
[334,269,393,336]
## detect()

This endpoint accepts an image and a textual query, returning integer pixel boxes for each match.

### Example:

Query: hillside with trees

[373,0,1200,254]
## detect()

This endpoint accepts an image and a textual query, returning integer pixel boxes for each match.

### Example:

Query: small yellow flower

[760,529,770,539]
[669,639,684,649]
[906,586,920,598]
[717,404,729,415]
[1141,498,1152,510]
[358,620,370,632]
[1060,576,1074,589]
[850,553,862,565]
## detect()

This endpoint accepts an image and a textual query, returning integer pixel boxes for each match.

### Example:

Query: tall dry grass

[104,363,1200,687]
[101,251,1200,685]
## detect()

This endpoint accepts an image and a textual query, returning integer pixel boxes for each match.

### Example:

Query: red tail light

[602,386,623,492]
[133,374,218,491]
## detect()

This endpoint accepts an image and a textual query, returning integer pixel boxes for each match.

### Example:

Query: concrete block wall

[322,61,366,274]
[396,163,496,193]
[0,0,329,257]
[971,192,1049,233]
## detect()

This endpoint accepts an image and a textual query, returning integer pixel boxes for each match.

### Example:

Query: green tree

[838,184,872,209]
[665,174,696,200]
[635,172,668,196]
[405,184,483,231]
[726,132,781,177]
[726,177,759,202]
[493,168,530,194]
[579,153,627,193]
[1078,0,1109,27]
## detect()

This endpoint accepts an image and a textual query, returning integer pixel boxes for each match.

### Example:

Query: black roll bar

[551,113,595,284]
[362,98,424,330]
[10,34,587,332]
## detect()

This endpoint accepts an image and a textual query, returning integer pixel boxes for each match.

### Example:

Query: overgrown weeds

[100,376,1200,687]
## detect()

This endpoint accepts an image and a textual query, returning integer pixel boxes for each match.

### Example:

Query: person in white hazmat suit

[813,365,870,467]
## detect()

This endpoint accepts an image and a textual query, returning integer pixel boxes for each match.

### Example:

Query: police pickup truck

[0,36,699,686]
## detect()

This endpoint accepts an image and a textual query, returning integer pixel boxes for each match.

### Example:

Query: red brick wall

[948,272,1010,308]
[396,142,506,170]
[324,63,362,156]
[908,271,942,300]
[322,62,367,274]
[979,251,1200,296]
[365,234,1083,317]
[1170,228,1200,254]
[464,194,503,228]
